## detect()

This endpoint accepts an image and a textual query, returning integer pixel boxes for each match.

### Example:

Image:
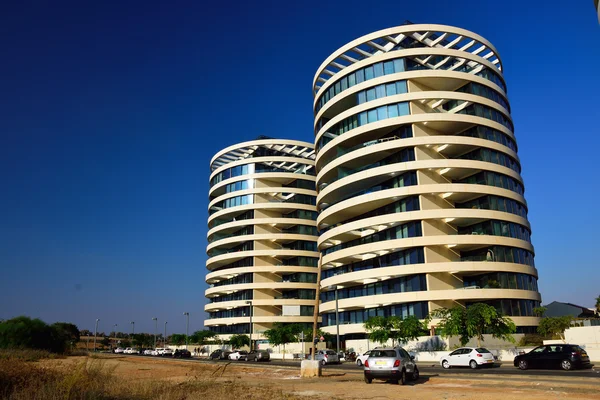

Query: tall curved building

[205,138,319,338]
[312,24,541,338]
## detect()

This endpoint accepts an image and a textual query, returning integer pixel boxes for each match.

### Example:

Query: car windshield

[476,348,491,353]
[239,351,247,355]
[371,350,396,357]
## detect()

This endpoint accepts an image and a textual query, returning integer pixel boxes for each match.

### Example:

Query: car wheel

[254,357,258,362]
[364,376,372,384]
[357,359,363,366]
[399,369,407,385]
[469,360,478,369]
[518,360,528,370]
[561,360,573,371]
[411,366,419,381]
[321,359,326,366]
[442,360,451,369]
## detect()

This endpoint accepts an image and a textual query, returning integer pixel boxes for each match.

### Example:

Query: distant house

[544,301,598,318]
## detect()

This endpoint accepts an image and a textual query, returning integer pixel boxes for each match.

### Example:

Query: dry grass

[0,349,62,362]
[0,356,305,400]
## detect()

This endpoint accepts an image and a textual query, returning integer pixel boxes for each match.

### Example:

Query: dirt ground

[40,356,600,400]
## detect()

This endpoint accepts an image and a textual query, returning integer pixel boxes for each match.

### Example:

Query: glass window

[358,91,366,104]
[386,83,397,96]
[365,66,374,80]
[393,59,405,73]
[398,102,410,115]
[384,61,394,75]
[356,69,365,83]
[366,88,376,101]
[376,85,385,99]
[367,109,378,123]
[388,104,399,118]
[377,106,387,120]
[348,73,356,87]
[374,63,383,77]
[396,81,407,94]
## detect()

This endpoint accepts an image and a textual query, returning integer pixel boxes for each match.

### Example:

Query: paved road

[118,354,600,379]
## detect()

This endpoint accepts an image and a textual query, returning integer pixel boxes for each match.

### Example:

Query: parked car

[143,349,154,356]
[356,350,372,366]
[228,350,248,361]
[314,349,340,366]
[244,350,270,362]
[209,349,231,360]
[513,344,591,371]
[114,347,124,354]
[151,348,164,356]
[174,349,192,358]
[440,347,495,369]
[363,347,419,385]
[124,348,139,354]
[161,348,174,356]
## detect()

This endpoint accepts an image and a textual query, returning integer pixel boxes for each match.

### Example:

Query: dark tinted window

[326,350,336,355]
[372,350,397,357]
[476,348,491,354]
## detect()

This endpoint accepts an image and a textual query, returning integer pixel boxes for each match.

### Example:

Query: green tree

[229,334,250,349]
[537,316,573,341]
[190,330,217,345]
[428,303,516,347]
[51,322,80,351]
[170,334,187,346]
[101,336,110,348]
[364,316,427,346]
[364,316,395,345]
[263,323,301,360]
[595,295,600,315]
[0,316,73,353]
[533,306,547,317]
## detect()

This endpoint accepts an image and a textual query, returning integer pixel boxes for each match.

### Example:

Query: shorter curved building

[205,138,319,339]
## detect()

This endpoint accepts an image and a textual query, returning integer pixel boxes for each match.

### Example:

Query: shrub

[518,333,545,346]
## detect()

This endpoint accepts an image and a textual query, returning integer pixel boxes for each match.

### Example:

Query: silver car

[314,349,340,366]
[363,347,419,385]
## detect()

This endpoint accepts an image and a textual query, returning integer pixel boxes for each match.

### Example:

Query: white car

[114,347,124,354]
[151,348,164,356]
[143,349,154,355]
[162,348,173,356]
[123,347,138,354]
[228,350,248,361]
[440,347,495,369]
[356,350,372,366]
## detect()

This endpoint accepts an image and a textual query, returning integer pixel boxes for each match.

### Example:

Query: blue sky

[1,0,598,334]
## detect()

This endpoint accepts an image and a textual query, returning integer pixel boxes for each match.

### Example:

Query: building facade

[312,24,541,338]
[205,139,319,338]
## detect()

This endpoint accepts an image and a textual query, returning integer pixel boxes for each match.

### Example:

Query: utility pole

[164,321,168,348]
[131,321,135,336]
[335,286,340,355]
[311,254,323,360]
[183,312,189,351]
[93,319,100,352]
[152,317,158,348]
[245,301,253,351]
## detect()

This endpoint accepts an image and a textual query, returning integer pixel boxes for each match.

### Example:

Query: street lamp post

[130,321,135,337]
[245,301,253,351]
[335,286,340,355]
[164,322,168,348]
[93,319,100,352]
[152,318,158,348]
[113,324,118,350]
[183,312,189,351]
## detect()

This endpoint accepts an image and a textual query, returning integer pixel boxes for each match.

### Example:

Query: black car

[174,349,191,358]
[209,349,231,360]
[514,344,591,371]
